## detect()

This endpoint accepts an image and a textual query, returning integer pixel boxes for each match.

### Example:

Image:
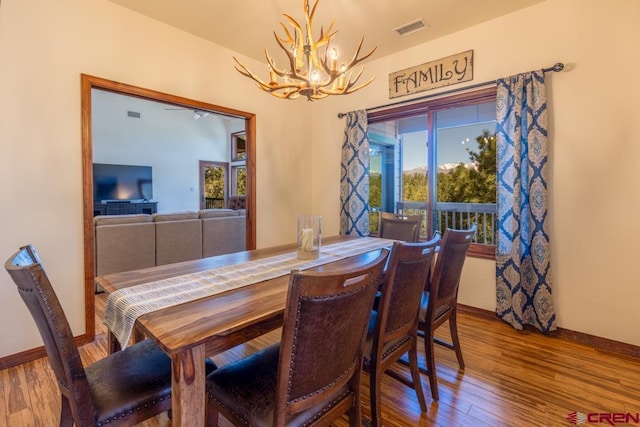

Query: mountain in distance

[403,163,476,175]
[403,166,427,175]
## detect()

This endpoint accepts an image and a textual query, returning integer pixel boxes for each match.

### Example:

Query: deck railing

[370,201,497,245]
[205,197,225,209]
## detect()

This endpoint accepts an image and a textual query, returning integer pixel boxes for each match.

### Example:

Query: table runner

[104,237,394,348]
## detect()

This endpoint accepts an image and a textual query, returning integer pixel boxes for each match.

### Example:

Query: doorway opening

[81,74,256,341]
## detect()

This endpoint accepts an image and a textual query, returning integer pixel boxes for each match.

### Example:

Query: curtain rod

[337,62,564,118]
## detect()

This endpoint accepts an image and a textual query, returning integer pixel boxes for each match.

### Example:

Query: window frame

[199,160,228,209]
[231,131,247,161]
[230,164,247,196]
[368,87,497,260]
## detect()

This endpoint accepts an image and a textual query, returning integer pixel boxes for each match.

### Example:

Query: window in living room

[231,165,247,196]
[367,87,497,258]
[231,131,247,161]
[230,129,247,197]
[200,161,228,209]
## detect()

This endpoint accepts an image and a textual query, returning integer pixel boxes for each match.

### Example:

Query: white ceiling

[108,0,545,63]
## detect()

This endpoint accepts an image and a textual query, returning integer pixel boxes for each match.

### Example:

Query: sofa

[94,209,246,279]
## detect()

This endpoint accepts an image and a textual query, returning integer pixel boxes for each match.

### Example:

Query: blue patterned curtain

[340,110,370,236]
[495,71,556,332]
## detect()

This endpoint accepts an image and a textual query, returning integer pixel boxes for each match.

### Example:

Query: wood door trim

[80,74,257,346]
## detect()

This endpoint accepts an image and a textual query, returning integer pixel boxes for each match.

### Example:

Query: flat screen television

[93,163,153,201]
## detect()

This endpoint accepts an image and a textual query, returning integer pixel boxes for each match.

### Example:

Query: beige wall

[1,0,639,358]
[311,0,640,346]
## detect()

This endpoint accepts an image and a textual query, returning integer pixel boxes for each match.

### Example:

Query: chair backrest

[429,225,476,314]
[4,245,94,423]
[374,238,439,357]
[379,212,422,242]
[274,249,388,425]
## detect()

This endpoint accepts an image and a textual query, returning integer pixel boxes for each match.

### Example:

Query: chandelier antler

[233,0,376,101]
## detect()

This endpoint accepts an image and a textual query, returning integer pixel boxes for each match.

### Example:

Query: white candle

[300,228,314,251]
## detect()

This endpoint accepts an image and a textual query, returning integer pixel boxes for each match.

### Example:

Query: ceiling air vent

[127,111,141,118]
[393,18,427,37]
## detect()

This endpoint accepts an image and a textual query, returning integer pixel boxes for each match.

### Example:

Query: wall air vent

[127,111,141,118]
[393,18,427,37]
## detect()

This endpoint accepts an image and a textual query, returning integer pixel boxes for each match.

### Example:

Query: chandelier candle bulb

[330,48,338,71]
[300,228,313,251]
[337,71,346,90]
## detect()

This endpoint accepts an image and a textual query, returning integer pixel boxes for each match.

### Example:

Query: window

[231,165,247,196]
[229,130,247,198]
[231,131,247,161]
[199,161,228,209]
[367,88,497,258]
[368,128,397,234]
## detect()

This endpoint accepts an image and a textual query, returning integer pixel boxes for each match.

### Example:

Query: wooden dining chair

[378,212,422,242]
[362,237,439,427]
[4,244,215,427]
[205,250,388,427]
[418,225,476,401]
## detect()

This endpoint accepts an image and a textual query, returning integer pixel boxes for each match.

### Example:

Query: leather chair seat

[362,311,411,369]
[206,344,350,427]
[87,339,217,426]
[418,292,452,323]
[87,339,172,425]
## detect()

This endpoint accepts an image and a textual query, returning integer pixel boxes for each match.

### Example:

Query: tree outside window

[232,165,247,196]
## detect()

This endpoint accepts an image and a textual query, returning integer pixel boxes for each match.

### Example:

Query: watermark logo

[567,411,640,425]
[567,412,587,425]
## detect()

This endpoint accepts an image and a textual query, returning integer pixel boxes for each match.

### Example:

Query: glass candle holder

[297,215,322,260]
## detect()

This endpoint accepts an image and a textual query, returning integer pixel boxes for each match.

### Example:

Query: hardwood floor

[1,294,639,426]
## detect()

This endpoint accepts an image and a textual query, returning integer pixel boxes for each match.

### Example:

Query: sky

[402,121,495,171]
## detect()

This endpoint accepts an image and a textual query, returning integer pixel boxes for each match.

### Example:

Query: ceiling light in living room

[193,110,210,120]
[233,0,376,101]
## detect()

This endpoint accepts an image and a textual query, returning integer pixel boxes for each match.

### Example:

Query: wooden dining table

[95,235,389,426]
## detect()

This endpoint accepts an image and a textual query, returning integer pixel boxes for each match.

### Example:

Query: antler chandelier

[233,0,376,101]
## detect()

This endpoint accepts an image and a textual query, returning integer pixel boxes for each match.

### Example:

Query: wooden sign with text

[389,50,474,99]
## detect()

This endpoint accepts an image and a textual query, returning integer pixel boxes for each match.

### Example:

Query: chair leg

[369,367,383,427]
[347,400,363,427]
[204,392,218,427]
[449,313,465,369]
[347,374,363,427]
[205,401,219,427]
[59,396,73,427]
[424,328,439,401]
[408,339,427,412]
